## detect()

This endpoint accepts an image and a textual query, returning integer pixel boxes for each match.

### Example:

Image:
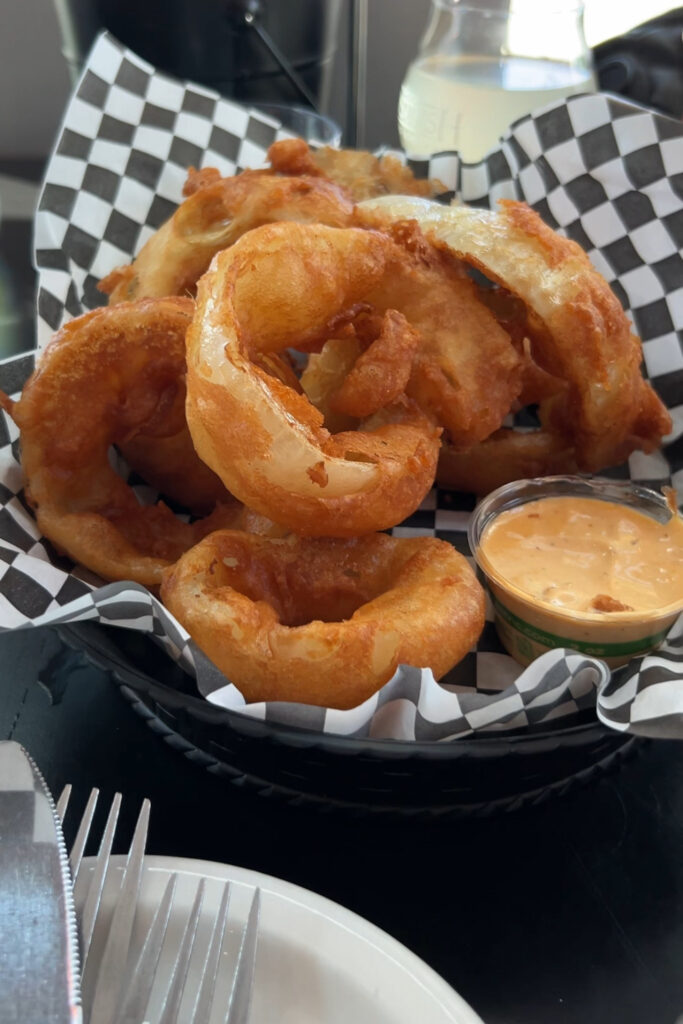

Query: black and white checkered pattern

[203,650,611,741]
[0,30,680,741]
[33,33,291,349]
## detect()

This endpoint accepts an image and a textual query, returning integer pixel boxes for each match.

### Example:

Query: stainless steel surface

[117,876,258,1024]
[189,881,231,1023]
[227,888,260,1024]
[56,783,259,1022]
[61,788,150,1024]
[79,792,122,966]
[114,874,178,1024]
[157,878,206,1023]
[69,787,102,899]
[85,798,150,1024]
[0,741,81,1024]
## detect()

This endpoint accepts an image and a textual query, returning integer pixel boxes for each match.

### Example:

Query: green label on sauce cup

[491,593,672,664]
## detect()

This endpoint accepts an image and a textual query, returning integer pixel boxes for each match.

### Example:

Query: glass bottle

[398,0,597,162]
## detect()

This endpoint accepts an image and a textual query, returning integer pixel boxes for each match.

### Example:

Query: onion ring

[99,170,355,304]
[115,375,230,516]
[356,217,525,447]
[160,530,485,708]
[6,298,239,586]
[327,309,421,419]
[119,351,301,516]
[267,137,447,201]
[118,427,229,516]
[473,285,567,408]
[300,335,363,434]
[301,342,569,497]
[437,430,578,496]
[185,221,443,537]
[359,196,672,472]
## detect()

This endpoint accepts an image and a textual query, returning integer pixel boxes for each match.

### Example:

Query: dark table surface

[2,624,683,1024]
[1,164,683,1024]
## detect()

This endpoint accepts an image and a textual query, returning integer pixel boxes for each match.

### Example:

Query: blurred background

[0,0,679,360]
[0,0,679,359]
[1,0,680,160]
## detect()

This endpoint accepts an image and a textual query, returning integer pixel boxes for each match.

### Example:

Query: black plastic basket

[59,620,640,819]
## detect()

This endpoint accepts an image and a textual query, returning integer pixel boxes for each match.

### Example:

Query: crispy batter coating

[5,298,241,585]
[328,309,421,419]
[161,530,485,708]
[99,171,355,303]
[115,377,230,515]
[300,335,363,434]
[367,219,524,446]
[437,430,578,496]
[119,427,228,516]
[267,137,447,201]
[186,222,443,536]
[359,195,672,473]
[100,138,445,305]
[474,285,567,408]
[299,218,524,448]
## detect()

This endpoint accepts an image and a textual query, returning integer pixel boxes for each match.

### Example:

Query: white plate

[80,854,484,1024]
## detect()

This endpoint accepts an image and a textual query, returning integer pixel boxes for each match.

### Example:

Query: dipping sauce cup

[468,476,683,668]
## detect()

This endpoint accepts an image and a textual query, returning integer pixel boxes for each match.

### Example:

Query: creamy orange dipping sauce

[479,495,683,616]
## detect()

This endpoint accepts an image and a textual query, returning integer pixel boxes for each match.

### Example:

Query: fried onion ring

[474,285,567,408]
[99,170,355,304]
[301,335,573,495]
[120,351,303,516]
[437,430,578,496]
[7,298,239,586]
[160,530,485,708]
[285,217,524,450]
[328,309,421,419]
[115,375,230,516]
[300,335,363,434]
[349,216,524,447]
[359,196,672,472]
[185,222,443,537]
[119,426,228,516]
[267,137,447,201]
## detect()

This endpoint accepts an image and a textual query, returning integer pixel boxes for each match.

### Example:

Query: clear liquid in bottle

[398,53,596,162]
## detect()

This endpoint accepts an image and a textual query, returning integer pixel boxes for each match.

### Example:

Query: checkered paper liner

[0,30,681,742]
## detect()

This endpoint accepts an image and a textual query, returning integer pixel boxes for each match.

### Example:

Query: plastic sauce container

[468,476,683,668]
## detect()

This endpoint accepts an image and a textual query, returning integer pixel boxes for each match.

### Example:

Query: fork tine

[158,878,206,1024]
[70,787,100,883]
[79,791,121,965]
[225,888,261,1024]
[113,872,178,1024]
[87,797,151,1024]
[56,783,72,822]
[187,880,232,1024]
[65,789,259,1024]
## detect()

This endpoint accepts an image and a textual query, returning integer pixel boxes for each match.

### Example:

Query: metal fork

[118,878,260,1024]
[58,786,259,1023]
[58,785,151,1024]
